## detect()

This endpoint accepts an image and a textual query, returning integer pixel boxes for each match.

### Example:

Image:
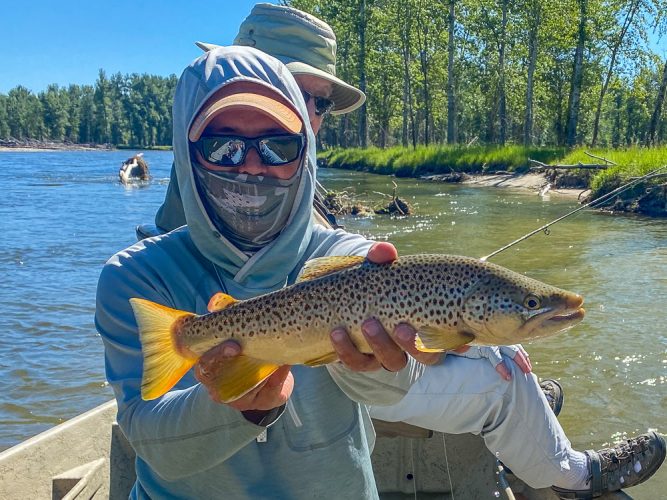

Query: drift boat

[0,400,631,500]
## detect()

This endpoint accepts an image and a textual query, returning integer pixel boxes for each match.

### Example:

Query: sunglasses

[301,90,335,116]
[193,133,305,167]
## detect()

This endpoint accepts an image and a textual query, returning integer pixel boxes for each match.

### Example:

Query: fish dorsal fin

[303,351,339,367]
[415,326,474,352]
[215,356,281,403]
[207,292,238,312]
[297,255,365,282]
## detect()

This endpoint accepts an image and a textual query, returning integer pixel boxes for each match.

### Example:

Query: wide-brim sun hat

[195,3,366,115]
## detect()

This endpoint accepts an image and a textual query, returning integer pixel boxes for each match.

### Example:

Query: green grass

[318,145,566,177]
[318,145,667,198]
[559,147,667,196]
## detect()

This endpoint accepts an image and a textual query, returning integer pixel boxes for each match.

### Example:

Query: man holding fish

[99,4,665,499]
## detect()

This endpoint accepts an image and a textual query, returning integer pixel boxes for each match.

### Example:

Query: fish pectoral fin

[129,298,197,401]
[215,356,281,403]
[303,352,339,367]
[296,255,365,282]
[415,326,474,352]
[207,292,238,312]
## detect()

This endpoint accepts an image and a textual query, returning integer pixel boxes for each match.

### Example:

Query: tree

[590,0,641,146]
[40,84,70,141]
[521,0,542,145]
[447,0,458,144]
[0,95,10,139]
[646,57,667,145]
[565,0,588,147]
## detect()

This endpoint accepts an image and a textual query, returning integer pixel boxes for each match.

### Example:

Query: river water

[1,151,665,495]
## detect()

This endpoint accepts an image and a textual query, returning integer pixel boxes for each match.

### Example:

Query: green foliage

[294,0,667,149]
[0,72,177,148]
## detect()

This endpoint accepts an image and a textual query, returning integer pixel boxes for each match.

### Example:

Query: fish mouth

[523,294,585,338]
[545,306,586,324]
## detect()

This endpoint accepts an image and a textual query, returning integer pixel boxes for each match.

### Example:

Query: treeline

[290,0,667,149]
[0,70,177,147]
[1,0,666,151]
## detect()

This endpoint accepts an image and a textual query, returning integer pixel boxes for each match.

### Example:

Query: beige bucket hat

[195,3,366,115]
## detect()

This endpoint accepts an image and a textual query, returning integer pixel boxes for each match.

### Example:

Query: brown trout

[131,254,585,402]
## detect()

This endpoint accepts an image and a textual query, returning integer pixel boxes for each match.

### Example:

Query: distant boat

[119,153,150,184]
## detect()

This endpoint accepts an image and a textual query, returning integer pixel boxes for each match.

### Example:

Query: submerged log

[374,181,413,216]
[529,159,609,170]
[322,190,373,217]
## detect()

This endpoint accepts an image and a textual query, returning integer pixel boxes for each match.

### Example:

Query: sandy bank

[426,172,587,199]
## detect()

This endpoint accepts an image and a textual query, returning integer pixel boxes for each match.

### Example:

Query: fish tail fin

[130,298,197,400]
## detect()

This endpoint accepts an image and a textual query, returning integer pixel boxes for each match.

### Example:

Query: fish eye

[524,295,541,310]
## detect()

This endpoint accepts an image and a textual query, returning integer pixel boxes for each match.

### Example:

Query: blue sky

[1,1,664,95]
[0,0,279,94]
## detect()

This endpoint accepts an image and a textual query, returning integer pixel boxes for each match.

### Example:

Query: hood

[172,45,316,291]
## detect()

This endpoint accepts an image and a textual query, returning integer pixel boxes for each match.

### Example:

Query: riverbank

[0,139,172,153]
[319,145,667,216]
[427,171,586,199]
[0,139,113,152]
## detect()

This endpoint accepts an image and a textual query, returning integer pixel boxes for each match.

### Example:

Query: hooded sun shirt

[172,45,316,289]
[96,46,422,500]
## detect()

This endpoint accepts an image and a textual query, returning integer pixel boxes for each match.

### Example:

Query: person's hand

[330,242,442,371]
[448,344,532,381]
[194,340,294,415]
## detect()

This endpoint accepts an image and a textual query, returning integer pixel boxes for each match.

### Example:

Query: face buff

[193,163,301,252]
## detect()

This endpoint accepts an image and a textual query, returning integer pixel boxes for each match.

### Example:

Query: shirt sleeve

[305,227,425,406]
[326,357,424,406]
[95,249,278,481]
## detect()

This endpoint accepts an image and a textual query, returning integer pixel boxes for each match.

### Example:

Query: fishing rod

[480,165,667,262]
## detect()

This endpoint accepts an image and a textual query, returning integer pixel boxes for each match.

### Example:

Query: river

[0,150,665,496]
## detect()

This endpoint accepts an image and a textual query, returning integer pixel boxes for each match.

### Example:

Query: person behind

[151,3,363,235]
[141,4,666,498]
[96,45,432,498]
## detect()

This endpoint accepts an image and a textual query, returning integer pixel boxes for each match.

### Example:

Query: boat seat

[372,419,433,439]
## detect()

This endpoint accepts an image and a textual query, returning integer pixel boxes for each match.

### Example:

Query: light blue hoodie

[96,46,422,499]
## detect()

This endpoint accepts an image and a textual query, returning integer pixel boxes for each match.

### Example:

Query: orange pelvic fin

[215,356,281,403]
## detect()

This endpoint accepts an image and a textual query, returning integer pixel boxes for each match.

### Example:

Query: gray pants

[369,355,575,489]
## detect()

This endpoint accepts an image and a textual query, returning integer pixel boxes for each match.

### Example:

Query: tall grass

[318,145,667,196]
[559,147,667,195]
[318,145,566,177]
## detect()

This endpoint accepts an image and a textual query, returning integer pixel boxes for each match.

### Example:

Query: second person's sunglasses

[193,133,305,167]
[301,90,335,116]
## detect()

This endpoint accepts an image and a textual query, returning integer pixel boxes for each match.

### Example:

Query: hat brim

[195,42,366,115]
[284,61,365,115]
[189,91,302,142]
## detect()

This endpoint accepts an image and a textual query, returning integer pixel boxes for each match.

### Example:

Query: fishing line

[409,439,417,500]
[441,433,456,500]
[480,166,667,261]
